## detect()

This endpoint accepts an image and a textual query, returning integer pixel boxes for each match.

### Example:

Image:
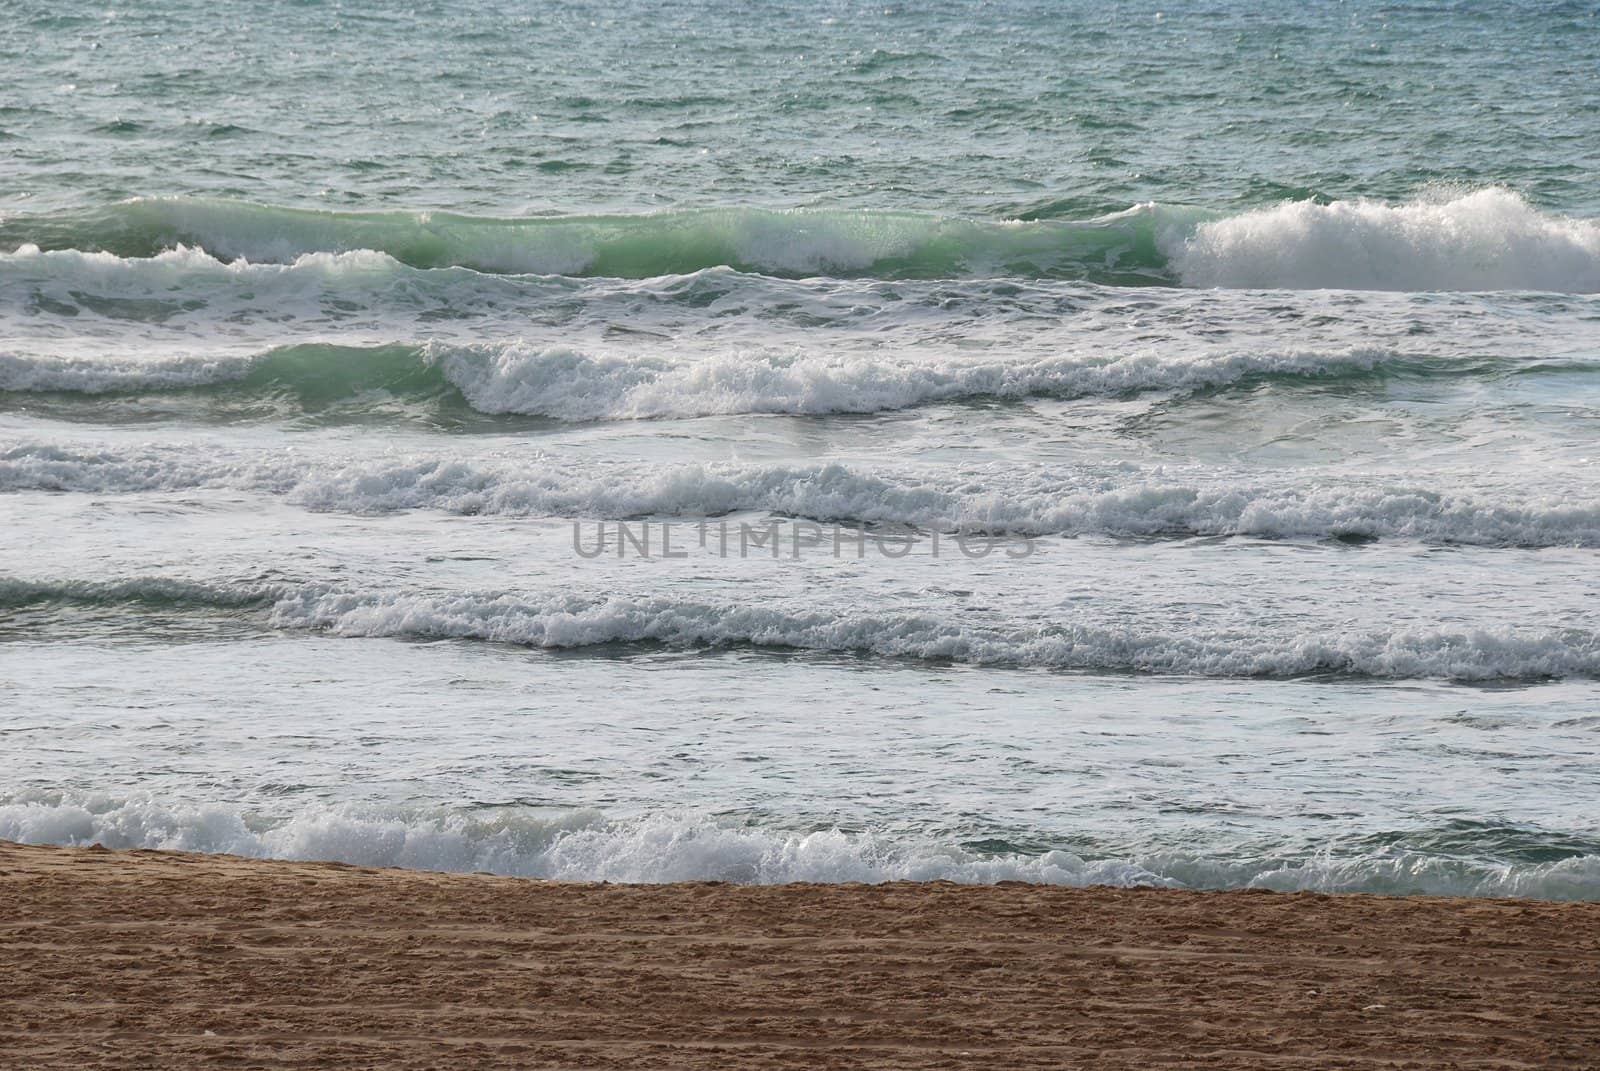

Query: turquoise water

[2,1,1599,896]
[6,1,1598,216]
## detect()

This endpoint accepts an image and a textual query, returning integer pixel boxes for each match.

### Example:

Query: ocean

[3,0,1599,897]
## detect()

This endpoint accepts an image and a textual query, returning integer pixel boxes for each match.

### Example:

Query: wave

[0,197,1187,284]
[265,589,1600,680]
[2,189,1596,291]
[1173,188,1600,292]
[0,576,279,609]
[8,577,1600,679]
[0,240,446,305]
[9,447,1600,546]
[3,795,1596,897]
[6,447,1600,546]
[422,342,1493,422]
[0,241,580,343]
[0,338,1540,420]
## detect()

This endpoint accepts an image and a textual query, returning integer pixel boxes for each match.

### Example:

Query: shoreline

[4,840,1597,1068]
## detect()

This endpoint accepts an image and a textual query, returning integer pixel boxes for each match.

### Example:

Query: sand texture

[3,840,1597,1069]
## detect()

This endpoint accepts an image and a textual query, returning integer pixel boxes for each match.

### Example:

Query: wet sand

[3,840,1596,1069]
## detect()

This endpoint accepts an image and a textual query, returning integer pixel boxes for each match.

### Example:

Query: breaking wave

[4,188,1596,291]
[6,447,1600,546]
[0,339,1552,421]
[1172,188,1600,292]
[7,577,1600,680]
[3,795,1597,897]
[0,198,1185,284]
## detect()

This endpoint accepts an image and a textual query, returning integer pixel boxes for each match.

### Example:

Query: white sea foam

[259,587,1600,680]
[0,333,1415,410]
[2,795,1595,897]
[287,462,1600,547]
[0,241,405,283]
[11,192,1600,292]
[426,341,1402,420]
[0,350,254,393]
[4,443,1598,547]
[1172,188,1600,293]
[5,574,1593,679]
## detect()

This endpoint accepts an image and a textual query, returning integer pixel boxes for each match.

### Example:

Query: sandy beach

[2,841,1596,1069]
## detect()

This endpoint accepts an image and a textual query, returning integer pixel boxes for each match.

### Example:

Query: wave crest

[0,338,1509,418]
[6,578,1596,680]
[4,190,1598,291]
[3,796,1596,897]
[6,447,1600,546]
[1171,188,1600,292]
[0,198,1184,283]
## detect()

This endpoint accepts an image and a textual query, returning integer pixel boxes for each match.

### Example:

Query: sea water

[2,0,1599,897]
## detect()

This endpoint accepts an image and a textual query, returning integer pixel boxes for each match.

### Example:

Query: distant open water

[2,0,1599,897]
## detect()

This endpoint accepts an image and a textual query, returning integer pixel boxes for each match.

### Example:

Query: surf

[7,445,1600,547]
[0,339,1566,422]
[1171,188,1600,292]
[8,576,1600,680]
[3,793,1597,897]
[4,189,1598,292]
[0,198,1185,284]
